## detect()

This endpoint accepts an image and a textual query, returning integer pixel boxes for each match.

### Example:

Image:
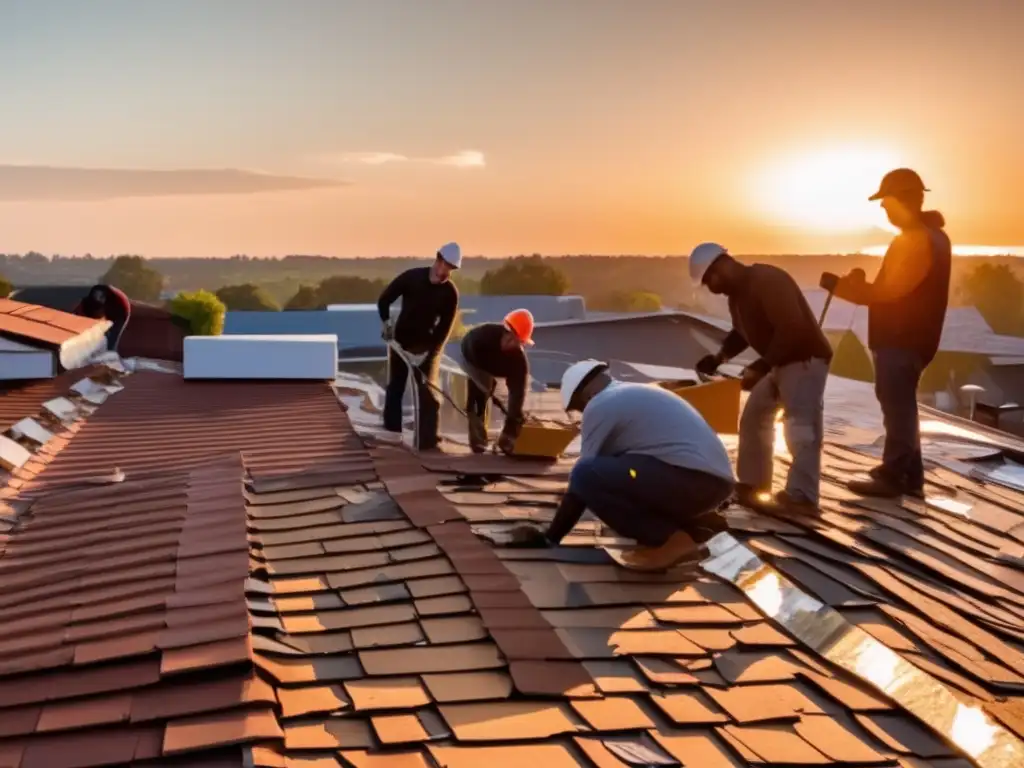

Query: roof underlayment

[2,356,1024,766]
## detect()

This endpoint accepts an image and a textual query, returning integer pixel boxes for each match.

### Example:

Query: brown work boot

[467,413,488,454]
[615,531,701,572]
[847,475,903,499]
[772,490,821,518]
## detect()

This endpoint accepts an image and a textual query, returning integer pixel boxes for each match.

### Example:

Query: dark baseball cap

[869,168,929,201]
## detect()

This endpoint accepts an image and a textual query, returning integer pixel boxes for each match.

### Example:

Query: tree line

[2,252,1024,336]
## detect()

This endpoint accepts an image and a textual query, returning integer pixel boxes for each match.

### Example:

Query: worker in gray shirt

[510,360,735,571]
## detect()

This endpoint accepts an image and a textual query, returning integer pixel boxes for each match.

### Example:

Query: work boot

[467,413,488,454]
[773,490,821,518]
[847,475,904,499]
[615,531,701,572]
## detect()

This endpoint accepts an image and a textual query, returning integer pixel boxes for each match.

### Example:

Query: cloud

[0,165,348,202]
[334,149,486,169]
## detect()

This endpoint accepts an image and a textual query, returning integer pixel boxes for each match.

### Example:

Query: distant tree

[102,255,164,302]
[959,263,1024,335]
[480,255,569,296]
[169,290,226,336]
[215,283,280,311]
[451,273,480,295]
[590,290,663,313]
[315,275,386,305]
[284,285,322,310]
[0,274,11,298]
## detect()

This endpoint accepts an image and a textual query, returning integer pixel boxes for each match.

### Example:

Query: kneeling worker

[460,309,534,454]
[689,242,832,516]
[513,360,735,571]
[74,284,132,354]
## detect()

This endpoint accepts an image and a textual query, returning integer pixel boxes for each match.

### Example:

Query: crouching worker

[74,284,132,354]
[510,360,735,571]
[689,242,832,516]
[460,309,534,454]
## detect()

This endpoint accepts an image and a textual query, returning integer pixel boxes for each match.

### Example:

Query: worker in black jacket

[460,309,534,454]
[823,168,951,499]
[690,243,833,516]
[377,243,461,450]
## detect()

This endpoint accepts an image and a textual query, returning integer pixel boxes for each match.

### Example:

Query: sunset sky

[0,0,1022,258]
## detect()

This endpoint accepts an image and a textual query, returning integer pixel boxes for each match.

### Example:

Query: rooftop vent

[183,334,338,380]
[0,299,109,381]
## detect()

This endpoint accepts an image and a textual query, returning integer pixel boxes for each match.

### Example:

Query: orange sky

[0,1,1022,258]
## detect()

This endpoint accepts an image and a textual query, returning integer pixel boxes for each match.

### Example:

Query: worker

[690,243,833,516]
[821,168,951,499]
[460,309,534,455]
[509,360,735,571]
[377,243,461,451]
[74,284,132,353]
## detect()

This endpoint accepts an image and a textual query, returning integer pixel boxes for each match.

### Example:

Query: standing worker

[690,243,833,516]
[74,284,132,354]
[377,243,461,451]
[460,309,534,454]
[822,169,951,499]
[509,360,735,571]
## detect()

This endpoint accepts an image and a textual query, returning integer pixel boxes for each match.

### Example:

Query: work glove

[505,523,550,548]
[695,353,721,377]
[496,431,517,456]
[381,320,395,342]
[740,359,771,392]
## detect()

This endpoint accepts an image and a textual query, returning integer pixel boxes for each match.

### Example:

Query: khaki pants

[737,358,829,505]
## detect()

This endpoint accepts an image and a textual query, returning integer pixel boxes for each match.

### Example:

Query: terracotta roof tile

[0,453,274,765]
[7,347,1024,764]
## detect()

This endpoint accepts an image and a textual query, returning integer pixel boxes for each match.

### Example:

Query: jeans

[872,347,926,489]
[384,346,441,450]
[737,357,829,505]
[559,454,733,547]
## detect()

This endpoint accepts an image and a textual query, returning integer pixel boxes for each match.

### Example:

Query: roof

[8,286,92,313]
[803,289,1024,358]
[2,347,1024,765]
[224,309,382,353]
[0,298,103,350]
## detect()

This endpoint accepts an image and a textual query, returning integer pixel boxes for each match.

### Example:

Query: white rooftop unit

[183,334,339,380]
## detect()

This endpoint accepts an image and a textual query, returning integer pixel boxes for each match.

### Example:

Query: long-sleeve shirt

[544,381,735,544]
[578,382,735,482]
[834,212,951,362]
[719,264,833,368]
[461,322,528,426]
[377,267,459,354]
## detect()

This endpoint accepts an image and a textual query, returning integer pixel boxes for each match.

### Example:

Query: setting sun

[752,146,904,234]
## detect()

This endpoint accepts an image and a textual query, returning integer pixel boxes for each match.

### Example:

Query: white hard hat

[437,242,462,269]
[560,359,609,412]
[689,242,728,284]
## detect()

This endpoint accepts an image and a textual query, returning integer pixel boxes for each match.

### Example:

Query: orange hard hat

[504,308,535,346]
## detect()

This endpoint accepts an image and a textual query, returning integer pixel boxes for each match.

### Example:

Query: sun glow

[753,145,903,233]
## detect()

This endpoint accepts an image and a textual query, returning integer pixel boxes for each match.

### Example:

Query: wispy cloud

[333,150,486,169]
[0,165,348,202]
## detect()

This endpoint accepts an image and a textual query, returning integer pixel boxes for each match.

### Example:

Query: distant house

[803,288,1024,431]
